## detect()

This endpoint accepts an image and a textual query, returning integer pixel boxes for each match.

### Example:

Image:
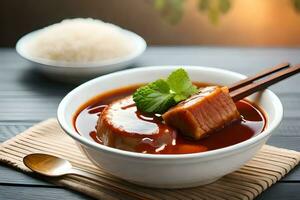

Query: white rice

[27,18,134,63]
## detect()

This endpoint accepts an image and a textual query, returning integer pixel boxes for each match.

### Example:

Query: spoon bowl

[23,153,72,177]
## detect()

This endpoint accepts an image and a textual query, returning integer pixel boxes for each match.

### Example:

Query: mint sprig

[133,68,198,114]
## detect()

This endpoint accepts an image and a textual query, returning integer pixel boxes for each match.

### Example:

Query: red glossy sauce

[74,84,266,154]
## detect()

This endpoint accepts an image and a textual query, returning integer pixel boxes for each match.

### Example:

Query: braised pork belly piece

[162,86,240,140]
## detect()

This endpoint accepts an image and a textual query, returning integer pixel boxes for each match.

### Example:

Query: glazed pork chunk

[97,96,176,153]
[162,86,240,140]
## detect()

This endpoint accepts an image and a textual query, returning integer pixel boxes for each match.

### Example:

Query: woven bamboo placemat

[0,118,299,200]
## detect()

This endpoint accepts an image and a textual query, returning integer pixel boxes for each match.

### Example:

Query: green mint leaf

[167,68,194,94]
[148,79,170,93]
[133,80,176,114]
[167,68,198,101]
[133,68,198,113]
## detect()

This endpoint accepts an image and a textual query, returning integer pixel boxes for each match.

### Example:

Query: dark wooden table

[0,47,300,200]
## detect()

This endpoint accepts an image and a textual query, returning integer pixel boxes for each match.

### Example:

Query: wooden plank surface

[0,185,93,200]
[255,183,300,200]
[0,47,299,199]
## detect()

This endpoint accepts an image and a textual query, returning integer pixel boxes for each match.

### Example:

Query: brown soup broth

[74,83,266,154]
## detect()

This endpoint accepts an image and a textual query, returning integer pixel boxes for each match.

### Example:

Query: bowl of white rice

[16,18,146,81]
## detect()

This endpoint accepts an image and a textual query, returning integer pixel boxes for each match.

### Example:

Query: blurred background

[1,0,300,47]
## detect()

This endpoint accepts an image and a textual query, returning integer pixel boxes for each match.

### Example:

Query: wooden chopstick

[230,64,300,101]
[228,62,290,92]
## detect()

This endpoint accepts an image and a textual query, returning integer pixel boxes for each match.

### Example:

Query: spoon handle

[69,168,147,200]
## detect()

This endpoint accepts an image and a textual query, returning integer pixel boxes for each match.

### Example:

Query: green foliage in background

[153,0,300,25]
[293,0,300,11]
[154,0,184,25]
[153,0,231,25]
[198,0,231,24]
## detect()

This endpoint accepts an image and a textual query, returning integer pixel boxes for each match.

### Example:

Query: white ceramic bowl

[16,29,146,82]
[57,66,283,188]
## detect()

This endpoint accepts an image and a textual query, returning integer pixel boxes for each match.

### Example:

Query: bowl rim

[57,66,283,160]
[15,28,147,68]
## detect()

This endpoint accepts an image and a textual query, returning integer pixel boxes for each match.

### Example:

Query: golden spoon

[23,153,146,200]
[23,153,78,177]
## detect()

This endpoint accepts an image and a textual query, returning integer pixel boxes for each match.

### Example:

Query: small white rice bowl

[26,18,135,63]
